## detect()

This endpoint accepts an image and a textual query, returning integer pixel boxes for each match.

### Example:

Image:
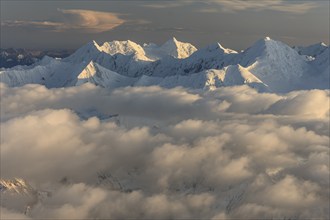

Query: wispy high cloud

[143,0,318,14]
[1,9,125,33]
[210,0,319,14]
[143,1,187,9]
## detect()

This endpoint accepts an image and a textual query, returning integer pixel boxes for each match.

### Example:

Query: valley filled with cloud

[1,83,329,219]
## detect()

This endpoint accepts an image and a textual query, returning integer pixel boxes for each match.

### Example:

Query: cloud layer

[144,0,318,14]
[209,0,318,14]
[1,83,329,219]
[1,9,125,33]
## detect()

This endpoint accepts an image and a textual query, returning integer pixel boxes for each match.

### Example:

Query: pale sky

[0,0,329,50]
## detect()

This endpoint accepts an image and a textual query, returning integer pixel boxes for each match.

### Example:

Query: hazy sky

[0,0,329,50]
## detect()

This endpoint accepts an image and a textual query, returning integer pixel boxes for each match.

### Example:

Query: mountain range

[0,48,73,68]
[0,37,328,92]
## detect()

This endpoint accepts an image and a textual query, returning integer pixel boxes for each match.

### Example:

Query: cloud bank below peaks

[0,83,329,219]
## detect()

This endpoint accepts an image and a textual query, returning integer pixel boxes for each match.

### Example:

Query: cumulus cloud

[1,9,125,33]
[0,83,329,219]
[266,90,330,117]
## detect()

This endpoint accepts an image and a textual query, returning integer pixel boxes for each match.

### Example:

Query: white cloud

[266,90,330,117]
[0,84,329,219]
[1,9,125,33]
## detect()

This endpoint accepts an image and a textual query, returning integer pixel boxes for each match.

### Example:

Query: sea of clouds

[1,83,329,219]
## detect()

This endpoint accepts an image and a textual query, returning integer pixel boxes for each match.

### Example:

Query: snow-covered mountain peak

[293,42,328,58]
[232,64,246,72]
[161,37,180,48]
[225,64,263,83]
[238,38,317,92]
[203,42,222,51]
[168,36,179,44]
[312,46,329,70]
[217,43,238,54]
[92,40,101,49]
[255,37,283,47]
[200,42,237,55]
[77,60,97,79]
[1,37,328,93]
[64,40,103,63]
[100,40,146,57]
[76,61,136,87]
[251,37,276,49]
[201,65,269,92]
[264,36,272,41]
[84,40,102,52]
[159,37,197,59]
[37,55,54,65]
[240,37,300,65]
